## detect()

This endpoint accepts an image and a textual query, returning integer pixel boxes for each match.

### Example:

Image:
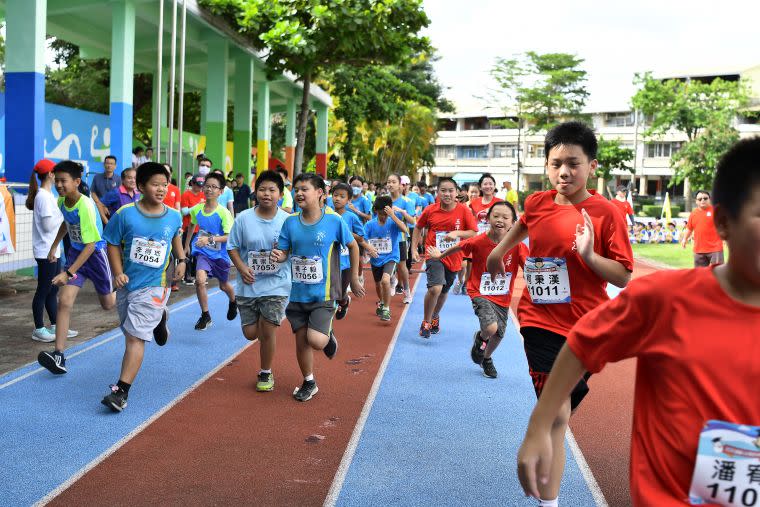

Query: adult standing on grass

[681,190,724,267]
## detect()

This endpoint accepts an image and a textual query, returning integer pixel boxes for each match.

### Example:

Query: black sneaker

[395,285,404,295]
[419,321,431,339]
[335,295,351,320]
[101,385,128,412]
[227,300,238,320]
[481,357,498,379]
[323,332,338,359]
[293,380,319,402]
[38,350,67,374]
[153,310,169,346]
[194,313,212,331]
[470,331,485,365]
[182,277,195,286]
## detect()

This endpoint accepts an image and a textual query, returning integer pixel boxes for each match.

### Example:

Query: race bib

[67,223,83,243]
[247,250,279,274]
[197,230,220,251]
[689,420,760,506]
[129,237,168,268]
[479,272,512,295]
[435,231,459,251]
[369,237,392,254]
[292,256,323,284]
[524,257,571,304]
[477,222,490,234]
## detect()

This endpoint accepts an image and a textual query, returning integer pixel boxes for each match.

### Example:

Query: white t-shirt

[33,187,63,259]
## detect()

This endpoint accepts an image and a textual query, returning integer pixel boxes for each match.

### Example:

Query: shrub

[641,205,681,218]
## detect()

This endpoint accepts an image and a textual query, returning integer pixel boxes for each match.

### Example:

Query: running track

[0,262,660,506]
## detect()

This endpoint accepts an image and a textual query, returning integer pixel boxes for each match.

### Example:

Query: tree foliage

[670,123,739,190]
[596,136,635,181]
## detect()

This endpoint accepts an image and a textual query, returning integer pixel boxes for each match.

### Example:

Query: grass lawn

[631,242,694,269]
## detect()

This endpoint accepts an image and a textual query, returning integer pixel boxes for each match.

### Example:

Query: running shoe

[402,290,413,304]
[419,320,431,338]
[336,295,351,320]
[293,380,319,402]
[183,277,195,286]
[451,281,461,295]
[171,283,179,292]
[38,350,67,374]
[48,325,78,338]
[380,307,391,321]
[481,357,498,379]
[431,316,440,334]
[375,302,384,317]
[323,332,338,359]
[395,285,404,295]
[256,372,275,392]
[32,327,55,343]
[153,310,169,346]
[470,331,485,365]
[101,384,128,412]
[389,275,398,294]
[194,313,212,331]
[227,300,238,320]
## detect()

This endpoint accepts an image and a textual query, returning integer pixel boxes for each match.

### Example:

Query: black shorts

[372,262,396,282]
[425,259,458,293]
[398,241,408,262]
[521,326,592,411]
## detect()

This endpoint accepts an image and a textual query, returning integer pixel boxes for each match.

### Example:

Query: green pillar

[204,37,228,172]
[256,80,270,175]
[199,90,207,137]
[233,53,254,184]
[315,103,329,178]
[109,0,136,173]
[284,98,297,179]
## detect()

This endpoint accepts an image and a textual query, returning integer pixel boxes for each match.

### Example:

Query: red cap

[34,159,56,175]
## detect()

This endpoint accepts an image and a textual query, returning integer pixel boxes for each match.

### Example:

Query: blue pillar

[4,0,47,183]
[109,0,136,174]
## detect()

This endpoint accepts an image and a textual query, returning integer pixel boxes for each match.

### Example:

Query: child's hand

[52,272,70,287]
[113,273,130,289]
[426,245,443,260]
[239,266,255,285]
[195,236,209,247]
[412,249,421,263]
[350,275,366,298]
[365,244,379,258]
[174,262,186,282]
[574,209,595,263]
[270,249,287,263]
[392,206,404,213]
[383,206,394,216]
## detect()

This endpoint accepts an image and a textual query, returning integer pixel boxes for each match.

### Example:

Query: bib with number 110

[435,231,459,251]
[524,257,571,304]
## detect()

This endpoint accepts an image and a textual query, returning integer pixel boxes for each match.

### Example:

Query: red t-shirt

[180,190,205,231]
[567,267,760,506]
[686,206,723,254]
[417,202,478,272]
[609,198,633,219]
[517,190,633,336]
[164,183,181,210]
[469,196,504,224]
[460,234,528,306]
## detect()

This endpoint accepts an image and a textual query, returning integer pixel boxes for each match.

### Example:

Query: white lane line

[0,290,221,391]
[508,308,609,507]
[34,339,254,507]
[323,275,422,507]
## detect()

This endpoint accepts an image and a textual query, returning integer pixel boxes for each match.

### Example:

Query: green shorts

[237,295,288,327]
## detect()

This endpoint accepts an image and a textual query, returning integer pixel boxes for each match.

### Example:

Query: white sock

[304,374,314,382]
[260,369,271,374]
[538,498,558,507]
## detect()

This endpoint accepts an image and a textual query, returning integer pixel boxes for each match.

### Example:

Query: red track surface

[51,271,417,507]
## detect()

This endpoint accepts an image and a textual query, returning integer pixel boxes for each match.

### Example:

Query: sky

[422,0,760,114]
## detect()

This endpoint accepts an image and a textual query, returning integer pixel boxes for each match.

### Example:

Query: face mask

[352,186,362,196]
[198,165,210,176]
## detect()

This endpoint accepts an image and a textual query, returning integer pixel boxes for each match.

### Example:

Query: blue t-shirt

[392,195,416,240]
[423,192,435,206]
[189,203,233,261]
[278,208,355,303]
[350,195,372,220]
[218,187,234,210]
[58,195,106,252]
[227,207,291,298]
[337,210,365,270]
[364,217,402,267]
[102,203,182,291]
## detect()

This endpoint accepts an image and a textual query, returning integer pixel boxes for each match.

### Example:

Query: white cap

[400,175,411,185]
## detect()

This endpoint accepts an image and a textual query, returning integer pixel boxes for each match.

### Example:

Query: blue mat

[0,290,250,506]
[335,278,600,506]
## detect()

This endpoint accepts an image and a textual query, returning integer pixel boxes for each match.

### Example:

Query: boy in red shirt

[682,190,725,267]
[517,137,760,506]
[180,175,206,285]
[487,121,633,506]
[411,177,477,338]
[428,201,527,377]
[609,185,634,226]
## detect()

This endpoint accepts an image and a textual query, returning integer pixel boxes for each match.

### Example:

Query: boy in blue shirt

[184,172,237,330]
[101,162,186,411]
[348,176,372,221]
[364,196,408,321]
[271,174,366,402]
[227,170,291,392]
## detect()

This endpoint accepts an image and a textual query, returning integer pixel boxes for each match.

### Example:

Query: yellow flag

[661,192,672,223]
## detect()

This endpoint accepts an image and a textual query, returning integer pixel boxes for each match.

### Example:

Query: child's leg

[54,285,80,351]
[482,322,501,358]
[258,319,278,371]
[119,334,146,384]
[295,327,313,377]
[431,290,448,317]
[374,276,383,302]
[339,269,351,305]
[423,285,442,322]
[397,260,410,291]
[381,273,392,308]
[97,291,116,311]
[195,269,209,312]
[219,280,236,302]
[242,324,259,342]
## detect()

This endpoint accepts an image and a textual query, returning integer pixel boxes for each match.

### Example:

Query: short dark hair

[53,160,83,180]
[276,167,288,176]
[104,155,117,164]
[417,181,427,188]
[293,173,326,192]
[544,121,598,161]
[204,172,226,189]
[713,137,760,219]
[133,147,144,154]
[695,189,711,199]
[487,200,517,222]
[136,162,169,188]
[373,195,393,211]
[437,177,458,190]
[254,170,284,193]
[184,171,192,177]
[121,167,137,177]
[199,157,212,165]
[331,182,352,196]
[211,168,224,176]
[235,173,244,179]
[349,175,365,185]
[478,173,496,187]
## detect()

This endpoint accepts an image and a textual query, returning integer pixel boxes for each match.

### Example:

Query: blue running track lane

[0,290,251,506]
[329,273,604,507]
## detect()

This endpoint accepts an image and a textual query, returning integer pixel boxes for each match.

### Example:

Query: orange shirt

[180,190,205,231]
[164,183,181,210]
[469,196,504,224]
[567,267,760,506]
[517,190,633,336]
[609,198,633,219]
[686,206,723,254]
[417,202,478,272]
[460,234,527,306]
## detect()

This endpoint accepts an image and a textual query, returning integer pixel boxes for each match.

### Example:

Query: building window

[646,142,681,158]
[437,119,457,131]
[605,112,635,127]
[493,144,520,158]
[457,146,488,159]
[528,144,545,158]
[435,145,456,159]
[464,117,489,130]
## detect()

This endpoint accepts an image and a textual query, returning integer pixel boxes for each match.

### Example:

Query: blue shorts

[195,254,231,283]
[65,248,113,295]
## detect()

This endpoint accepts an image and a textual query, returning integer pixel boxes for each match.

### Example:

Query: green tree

[200,0,430,175]
[670,123,739,191]
[596,136,635,181]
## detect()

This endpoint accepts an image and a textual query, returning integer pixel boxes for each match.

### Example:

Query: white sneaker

[49,325,79,339]
[451,281,461,295]
[390,275,398,294]
[32,327,56,343]
[403,290,413,304]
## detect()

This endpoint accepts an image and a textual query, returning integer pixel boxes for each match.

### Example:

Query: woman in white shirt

[26,159,77,342]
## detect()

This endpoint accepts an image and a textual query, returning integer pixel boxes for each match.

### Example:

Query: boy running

[487,121,633,506]
[365,196,408,321]
[386,174,417,303]
[428,201,526,377]
[100,162,185,411]
[38,161,116,375]
[271,174,366,402]
[184,172,237,330]
[227,170,291,392]
[411,177,478,338]
[517,137,760,506]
